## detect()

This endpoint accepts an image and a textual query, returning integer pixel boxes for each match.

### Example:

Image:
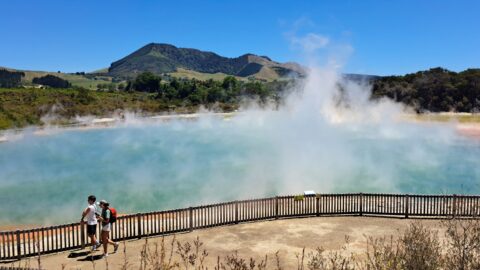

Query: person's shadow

[78,254,104,261]
[68,251,90,258]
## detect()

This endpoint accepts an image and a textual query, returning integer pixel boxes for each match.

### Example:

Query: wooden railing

[1,193,479,261]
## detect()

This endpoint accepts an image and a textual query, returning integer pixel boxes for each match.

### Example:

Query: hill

[0,67,119,90]
[107,43,305,81]
[372,67,480,112]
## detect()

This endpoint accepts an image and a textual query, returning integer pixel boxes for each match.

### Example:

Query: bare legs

[101,230,118,255]
[89,234,98,249]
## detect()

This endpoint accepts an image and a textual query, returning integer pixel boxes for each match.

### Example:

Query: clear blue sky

[1,0,479,76]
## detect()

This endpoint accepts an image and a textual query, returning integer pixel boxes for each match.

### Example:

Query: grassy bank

[0,88,237,130]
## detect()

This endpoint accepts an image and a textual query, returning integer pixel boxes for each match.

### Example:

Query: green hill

[107,43,305,81]
[0,67,118,90]
[1,43,307,86]
[22,70,114,89]
[372,67,480,112]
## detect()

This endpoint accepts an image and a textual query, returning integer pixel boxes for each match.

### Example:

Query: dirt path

[7,216,446,270]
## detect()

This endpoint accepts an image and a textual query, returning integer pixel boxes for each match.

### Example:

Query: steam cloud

[0,34,479,225]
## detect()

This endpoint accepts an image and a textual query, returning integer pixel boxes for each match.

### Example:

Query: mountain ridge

[107,43,305,80]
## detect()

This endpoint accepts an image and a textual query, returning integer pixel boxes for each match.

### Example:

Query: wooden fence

[1,193,479,261]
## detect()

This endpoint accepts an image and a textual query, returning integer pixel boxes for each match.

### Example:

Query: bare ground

[8,216,446,270]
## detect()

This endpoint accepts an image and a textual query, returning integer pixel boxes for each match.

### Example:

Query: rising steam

[0,34,479,225]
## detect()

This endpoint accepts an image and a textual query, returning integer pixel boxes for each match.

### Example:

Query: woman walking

[98,200,119,257]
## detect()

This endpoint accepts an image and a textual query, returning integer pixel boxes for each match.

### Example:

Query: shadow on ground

[68,251,90,258]
[78,254,104,261]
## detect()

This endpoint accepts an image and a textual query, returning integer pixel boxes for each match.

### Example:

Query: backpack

[109,208,117,223]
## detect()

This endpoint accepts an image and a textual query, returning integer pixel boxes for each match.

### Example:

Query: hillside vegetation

[0,76,290,130]
[0,88,161,129]
[2,66,480,130]
[11,70,113,90]
[373,67,480,112]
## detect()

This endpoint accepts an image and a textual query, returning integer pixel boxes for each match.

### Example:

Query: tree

[162,84,179,100]
[0,69,24,88]
[371,67,480,112]
[222,76,238,90]
[133,72,161,92]
[207,86,226,103]
[75,87,95,105]
[244,81,270,103]
[32,75,71,88]
[125,81,133,92]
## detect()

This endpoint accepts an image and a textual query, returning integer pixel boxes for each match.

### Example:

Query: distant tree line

[0,69,24,88]
[372,67,480,112]
[124,71,288,106]
[97,82,125,92]
[124,68,480,112]
[3,67,480,113]
[33,75,71,88]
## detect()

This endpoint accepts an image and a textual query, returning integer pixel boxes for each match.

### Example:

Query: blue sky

[1,0,479,75]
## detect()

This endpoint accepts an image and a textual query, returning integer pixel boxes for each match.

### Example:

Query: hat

[99,200,109,206]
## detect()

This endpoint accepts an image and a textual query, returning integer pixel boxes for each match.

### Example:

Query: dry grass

[8,218,480,269]
[170,68,241,82]
[410,113,480,123]
[126,219,480,270]
[442,219,480,269]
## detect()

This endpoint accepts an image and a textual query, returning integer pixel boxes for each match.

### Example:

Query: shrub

[33,75,71,88]
[442,219,480,270]
[294,195,305,201]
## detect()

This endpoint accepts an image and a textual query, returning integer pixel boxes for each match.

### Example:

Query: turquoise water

[0,115,479,225]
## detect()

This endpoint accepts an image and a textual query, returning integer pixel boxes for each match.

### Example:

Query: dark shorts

[87,224,97,236]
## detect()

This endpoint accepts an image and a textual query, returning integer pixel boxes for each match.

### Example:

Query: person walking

[81,195,100,251]
[98,200,119,257]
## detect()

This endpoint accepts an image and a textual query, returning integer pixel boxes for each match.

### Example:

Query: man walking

[81,195,100,251]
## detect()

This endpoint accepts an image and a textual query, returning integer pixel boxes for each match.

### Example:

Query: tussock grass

[9,218,480,269]
[126,218,480,270]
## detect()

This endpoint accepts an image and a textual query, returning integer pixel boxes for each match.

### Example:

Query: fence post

[80,222,86,249]
[235,201,239,224]
[137,213,142,239]
[275,196,279,219]
[404,194,409,218]
[453,194,457,218]
[16,230,21,260]
[359,193,363,216]
[189,207,193,232]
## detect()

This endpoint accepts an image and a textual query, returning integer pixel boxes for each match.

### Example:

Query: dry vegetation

[8,218,480,270]
[132,218,480,270]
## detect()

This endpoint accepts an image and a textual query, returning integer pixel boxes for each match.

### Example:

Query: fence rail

[1,193,479,261]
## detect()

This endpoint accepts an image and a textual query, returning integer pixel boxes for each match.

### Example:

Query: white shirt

[86,204,98,225]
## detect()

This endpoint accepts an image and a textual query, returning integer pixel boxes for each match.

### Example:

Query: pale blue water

[0,117,479,225]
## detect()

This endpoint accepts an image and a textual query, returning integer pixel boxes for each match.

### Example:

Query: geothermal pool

[0,113,479,225]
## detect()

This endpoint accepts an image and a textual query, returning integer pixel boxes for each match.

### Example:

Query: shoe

[114,243,119,253]
[92,243,100,251]
[104,253,109,257]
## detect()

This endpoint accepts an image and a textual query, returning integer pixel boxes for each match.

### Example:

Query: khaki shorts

[102,223,111,232]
